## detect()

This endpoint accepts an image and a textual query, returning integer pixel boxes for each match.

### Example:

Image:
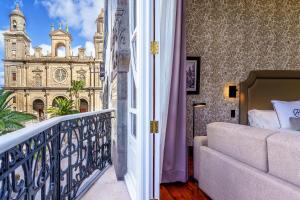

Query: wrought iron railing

[0,109,114,200]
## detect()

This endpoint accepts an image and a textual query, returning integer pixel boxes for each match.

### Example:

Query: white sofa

[194,122,300,200]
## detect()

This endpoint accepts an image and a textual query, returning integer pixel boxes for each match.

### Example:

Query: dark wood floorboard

[160,147,211,200]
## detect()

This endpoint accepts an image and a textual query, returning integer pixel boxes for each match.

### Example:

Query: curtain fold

[161,0,187,183]
[159,0,177,182]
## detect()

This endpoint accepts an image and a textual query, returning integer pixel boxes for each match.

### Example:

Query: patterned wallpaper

[186,0,300,145]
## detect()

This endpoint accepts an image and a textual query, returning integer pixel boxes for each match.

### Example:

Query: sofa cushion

[199,146,300,200]
[207,122,277,172]
[267,132,300,187]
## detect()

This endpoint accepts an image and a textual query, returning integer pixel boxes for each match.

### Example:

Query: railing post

[108,113,112,165]
[56,124,61,200]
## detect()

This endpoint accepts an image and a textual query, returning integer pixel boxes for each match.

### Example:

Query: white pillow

[271,100,300,129]
[248,109,280,129]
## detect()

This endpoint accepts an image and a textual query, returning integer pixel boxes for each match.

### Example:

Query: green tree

[69,80,85,110]
[47,98,79,118]
[0,90,36,135]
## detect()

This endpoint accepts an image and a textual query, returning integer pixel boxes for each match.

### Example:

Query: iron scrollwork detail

[0,111,112,200]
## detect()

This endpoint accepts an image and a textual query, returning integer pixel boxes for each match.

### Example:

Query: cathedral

[3,4,104,120]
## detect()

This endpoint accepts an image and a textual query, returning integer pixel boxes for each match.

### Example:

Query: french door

[125,0,160,199]
[125,0,138,199]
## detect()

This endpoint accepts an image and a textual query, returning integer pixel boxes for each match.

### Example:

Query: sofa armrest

[194,136,208,147]
[194,136,208,180]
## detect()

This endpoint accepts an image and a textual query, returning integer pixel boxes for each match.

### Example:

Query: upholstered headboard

[239,70,300,125]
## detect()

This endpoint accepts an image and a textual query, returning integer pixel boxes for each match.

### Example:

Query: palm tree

[47,98,79,118]
[0,90,36,135]
[69,80,85,110]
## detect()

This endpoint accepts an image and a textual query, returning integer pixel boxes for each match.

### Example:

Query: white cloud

[72,45,81,56]
[71,42,95,57]
[85,41,95,57]
[0,70,4,87]
[0,30,5,50]
[30,44,34,55]
[37,0,103,41]
[38,44,51,56]
[35,42,95,57]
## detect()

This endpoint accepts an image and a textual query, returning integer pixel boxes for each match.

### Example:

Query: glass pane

[133,0,136,28]
[131,113,136,137]
[131,72,136,108]
[132,39,137,67]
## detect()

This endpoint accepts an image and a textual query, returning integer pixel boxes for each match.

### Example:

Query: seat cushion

[207,122,276,172]
[199,146,300,200]
[267,132,300,187]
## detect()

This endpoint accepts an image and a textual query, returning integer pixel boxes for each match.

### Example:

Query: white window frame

[125,0,160,199]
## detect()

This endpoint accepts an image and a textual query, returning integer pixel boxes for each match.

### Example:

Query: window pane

[131,72,136,108]
[132,39,137,67]
[12,43,16,50]
[13,20,17,30]
[12,72,16,81]
[133,0,136,28]
[131,113,136,137]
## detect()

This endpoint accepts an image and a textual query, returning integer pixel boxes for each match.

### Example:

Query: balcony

[0,109,130,200]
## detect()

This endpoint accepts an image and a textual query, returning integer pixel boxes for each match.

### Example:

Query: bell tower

[4,3,31,59]
[50,24,72,58]
[94,9,104,60]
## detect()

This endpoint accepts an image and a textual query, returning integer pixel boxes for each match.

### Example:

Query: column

[45,63,48,87]
[44,92,49,119]
[93,89,96,111]
[25,92,29,112]
[93,63,96,87]
[17,65,22,87]
[88,90,93,111]
[70,63,73,84]
[4,64,8,87]
[89,64,92,87]
[25,65,28,87]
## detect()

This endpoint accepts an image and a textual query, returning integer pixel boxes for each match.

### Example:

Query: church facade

[3,5,104,119]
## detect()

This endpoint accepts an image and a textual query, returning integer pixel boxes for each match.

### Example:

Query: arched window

[33,99,45,120]
[12,20,17,30]
[34,74,42,87]
[56,44,66,57]
[80,99,88,113]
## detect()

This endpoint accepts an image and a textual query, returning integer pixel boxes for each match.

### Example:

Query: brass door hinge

[150,120,159,134]
[150,41,159,55]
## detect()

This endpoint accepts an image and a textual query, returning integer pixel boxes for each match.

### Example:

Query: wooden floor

[160,148,211,200]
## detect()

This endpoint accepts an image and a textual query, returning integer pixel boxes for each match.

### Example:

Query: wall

[104,0,130,180]
[186,0,300,145]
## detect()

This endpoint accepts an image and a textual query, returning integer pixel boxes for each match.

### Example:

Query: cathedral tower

[94,9,104,60]
[50,24,72,58]
[4,3,31,59]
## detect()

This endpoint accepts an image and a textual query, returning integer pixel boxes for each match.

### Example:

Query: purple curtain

[162,0,187,183]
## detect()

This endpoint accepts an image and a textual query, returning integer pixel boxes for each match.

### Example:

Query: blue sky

[0,0,104,86]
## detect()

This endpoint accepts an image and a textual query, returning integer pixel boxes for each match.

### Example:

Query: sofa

[194,122,300,200]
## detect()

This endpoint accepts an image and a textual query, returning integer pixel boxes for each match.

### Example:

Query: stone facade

[186,0,300,145]
[103,0,130,180]
[3,5,104,120]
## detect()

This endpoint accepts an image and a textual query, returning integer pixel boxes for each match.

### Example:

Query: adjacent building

[3,4,104,119]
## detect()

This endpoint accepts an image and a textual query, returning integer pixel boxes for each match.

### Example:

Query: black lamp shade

[229,86,237,98]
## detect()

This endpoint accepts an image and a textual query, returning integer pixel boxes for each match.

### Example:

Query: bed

[194,70,300,200]
[239,70,300,125]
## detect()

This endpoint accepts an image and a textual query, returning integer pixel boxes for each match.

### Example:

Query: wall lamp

[228,85,237,98]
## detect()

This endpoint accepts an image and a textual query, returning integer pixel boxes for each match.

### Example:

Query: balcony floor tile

[81,166,131,200]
